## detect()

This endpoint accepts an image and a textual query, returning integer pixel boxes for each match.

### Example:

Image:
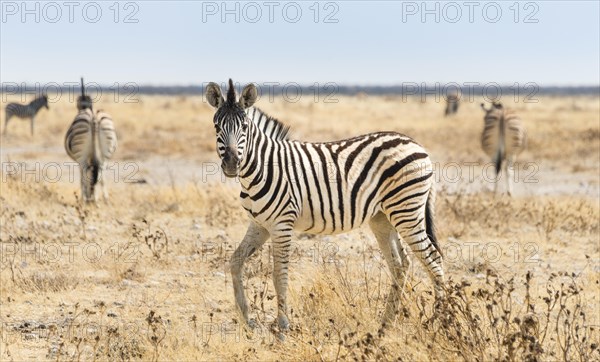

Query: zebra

[480,101,527,195]
[444,92,459,117]
[205,79,444,334]
[65,78,117,203]
[4,95,49,136]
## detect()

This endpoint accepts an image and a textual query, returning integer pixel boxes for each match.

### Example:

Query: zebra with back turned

[481,101,527,195]
[206,79,444,335]
[65,78,117,203]
[4,95,49,135]
[444,92,459,117]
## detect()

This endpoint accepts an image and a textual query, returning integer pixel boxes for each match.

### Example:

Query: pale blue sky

[1,1,599,86]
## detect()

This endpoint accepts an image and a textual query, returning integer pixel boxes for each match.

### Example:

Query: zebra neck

[238,121,279,190]
[29,98,45,111]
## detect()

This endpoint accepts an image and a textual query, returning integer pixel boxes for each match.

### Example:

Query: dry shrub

[419,270,599,361]
[131,219,169,261]
[438,190,599,240]
[12,271,79,293]
[46,303,146,361]
[275,262,599,362]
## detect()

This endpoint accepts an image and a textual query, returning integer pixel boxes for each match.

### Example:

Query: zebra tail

[494,148,503,177]
[91,159,100,187]
[495,112,506,177]
[425,188,442,257]
[84,159,100,201]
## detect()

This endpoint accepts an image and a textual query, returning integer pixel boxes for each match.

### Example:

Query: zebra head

[77,77,93,111]
[42,95,49,109]
[480,101,503,113]
[205,79,258,178]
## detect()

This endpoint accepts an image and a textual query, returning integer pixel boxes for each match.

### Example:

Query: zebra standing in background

[206,79,444,335]
[4,95,49,135]
[444,92,459,117]
[65,78,117,203]
[481,101,527,195]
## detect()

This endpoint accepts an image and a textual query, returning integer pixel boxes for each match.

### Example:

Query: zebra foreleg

[230,222,270,328]
[3,114,11,135]
[369,212,410,326]
[270,223,294,335]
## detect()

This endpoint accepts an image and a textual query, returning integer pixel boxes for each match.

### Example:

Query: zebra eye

[241,123,248,131]
[214,124,221,133]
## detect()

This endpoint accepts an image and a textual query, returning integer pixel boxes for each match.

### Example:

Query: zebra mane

[248,107,290,141]
[226,78,236,105]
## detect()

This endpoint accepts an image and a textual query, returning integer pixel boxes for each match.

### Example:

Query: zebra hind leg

[506,155,516,196]
[99,165,109,202]
[387,205,444,301]
[369,212,410,326]
[230,222,270,329]
[79,166,87,202]
[80,163,95,203]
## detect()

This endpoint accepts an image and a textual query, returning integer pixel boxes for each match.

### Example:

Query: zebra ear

[239,84,258,109]
[206,82,225,108]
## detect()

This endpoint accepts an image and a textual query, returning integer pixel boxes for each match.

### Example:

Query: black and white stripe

[4,95,49,135]
[206,79,444,333]
[481,101,527,195]
[65,79,117,203]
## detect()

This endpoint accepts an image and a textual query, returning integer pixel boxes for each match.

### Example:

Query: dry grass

[0,93,598,361]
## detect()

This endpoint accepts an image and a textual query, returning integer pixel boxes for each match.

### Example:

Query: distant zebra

[206,79,444,334]
[4,95,49,135]
[481,101,527,195]
[444,92,459,117]
[65,79,117,203]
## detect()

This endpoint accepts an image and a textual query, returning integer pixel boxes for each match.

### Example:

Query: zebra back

[95,111,118,159]
[65,109,95,163]
[65,109,117,164]
[502,108,527,157]
[481,103,526,159]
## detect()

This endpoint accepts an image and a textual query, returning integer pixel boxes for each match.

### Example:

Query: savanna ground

[0,91,598,361]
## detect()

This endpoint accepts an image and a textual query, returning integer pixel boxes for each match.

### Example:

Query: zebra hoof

[277,315,289,332]
[276,332,286,342]
[246,318,258,330]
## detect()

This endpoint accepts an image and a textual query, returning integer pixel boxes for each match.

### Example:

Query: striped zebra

[65,79,117,203]
[4,95,49,135]
[444,92,459,117]
[206,79,444,333]
[480,101,527,195]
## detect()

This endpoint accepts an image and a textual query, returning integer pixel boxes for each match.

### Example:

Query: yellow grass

[0,93,598,361]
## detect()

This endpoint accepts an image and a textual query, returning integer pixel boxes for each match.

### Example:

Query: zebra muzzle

[221,162,239,178]
[221,149,240,178]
